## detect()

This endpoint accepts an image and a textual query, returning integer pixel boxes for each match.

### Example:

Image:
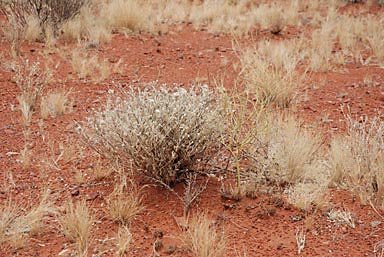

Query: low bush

[1,0,88,36]
[85,84,223,186]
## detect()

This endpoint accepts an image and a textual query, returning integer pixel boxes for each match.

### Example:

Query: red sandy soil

[1,6,384,257]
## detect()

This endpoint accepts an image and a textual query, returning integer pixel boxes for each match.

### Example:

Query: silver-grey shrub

[86,84,223,186]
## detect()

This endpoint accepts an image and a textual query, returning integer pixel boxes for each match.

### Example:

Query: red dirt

[1,5,384,257]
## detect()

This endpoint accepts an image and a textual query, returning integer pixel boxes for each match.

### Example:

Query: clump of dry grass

[254,4,285,34]
[84,84,223,186]
[40,89,73,119]
[188,0,253,35]
[266,116,322,184]
[239,39,305,108]
[307,19,337,71]
[99,0,153,34]
[329,113,384,207]
[24,15,42,42]
[70,50,113,82]
[107,181,144,225]
[327,208,356,228]
[183,213,226,257]
[14,60,51,125]
[59,200,93,256]
[287,181,328,211]
[247,114,325,195]
[61,4,111,44]
[0,191,55,250]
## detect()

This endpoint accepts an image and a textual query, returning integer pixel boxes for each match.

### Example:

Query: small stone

[86,192,99,201]
[71,189,80,197]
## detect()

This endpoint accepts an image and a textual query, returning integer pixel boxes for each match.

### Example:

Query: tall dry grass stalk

[14,60,51,125]
[59,200,94,256]
[115,225,132,256]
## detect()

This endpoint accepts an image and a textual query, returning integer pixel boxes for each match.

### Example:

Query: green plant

[85,84,223,186]
[218,84,265,199]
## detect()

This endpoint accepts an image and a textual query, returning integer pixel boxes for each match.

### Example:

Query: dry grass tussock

[59,200,93,256]
[61,5,111,44]
[308,12,384,69]
[239,39,305,108]
[84,84,223,186]
[329,113,384,207]
[99,0,154,34]
[70,49,117,82]
[183,213,226,257]
[14,60,51,126]
[259,115,323,185]
[40,89,73,119]
[287,181,328,211]
[0,190,55,250]
[244,113,328,207]
[107,180,144,225]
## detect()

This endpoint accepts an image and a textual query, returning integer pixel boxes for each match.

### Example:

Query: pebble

[70,188,80,196]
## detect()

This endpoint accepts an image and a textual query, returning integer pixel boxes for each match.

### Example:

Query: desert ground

[0,0,384,256]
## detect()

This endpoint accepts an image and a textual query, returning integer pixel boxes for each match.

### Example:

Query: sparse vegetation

[0,191,54,250]
[1,1,384,256]
[14,60,50,125]
[329,113,384,207]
